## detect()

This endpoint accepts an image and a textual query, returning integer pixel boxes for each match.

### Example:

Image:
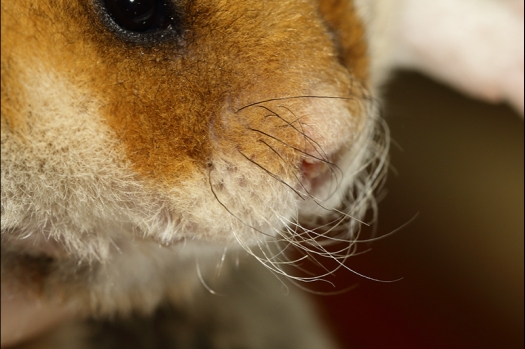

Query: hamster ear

[392,0,524,115]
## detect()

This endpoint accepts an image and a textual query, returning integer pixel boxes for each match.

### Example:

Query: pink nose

[299,157,338,198]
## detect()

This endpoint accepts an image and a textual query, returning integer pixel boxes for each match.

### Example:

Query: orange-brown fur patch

[1,0,380,328]
[318,0,369,81]
[2,0,369,189]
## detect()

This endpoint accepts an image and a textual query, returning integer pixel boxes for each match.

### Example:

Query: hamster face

[1,0,385,316]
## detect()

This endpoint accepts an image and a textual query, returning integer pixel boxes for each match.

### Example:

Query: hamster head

[1,0,386,315]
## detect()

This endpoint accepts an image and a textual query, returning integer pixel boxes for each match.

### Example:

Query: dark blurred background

[311,72,524,349]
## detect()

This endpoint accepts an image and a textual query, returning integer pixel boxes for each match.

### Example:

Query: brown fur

[2,0,368,186]
[318,0,369,81]
[1,0,384,345]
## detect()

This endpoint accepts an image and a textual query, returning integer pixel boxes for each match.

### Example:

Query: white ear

[392,0,524,114]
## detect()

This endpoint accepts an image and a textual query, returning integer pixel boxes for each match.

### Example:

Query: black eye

[104,0,173,33]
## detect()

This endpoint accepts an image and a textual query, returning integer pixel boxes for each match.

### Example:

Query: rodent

[1,0,522,348]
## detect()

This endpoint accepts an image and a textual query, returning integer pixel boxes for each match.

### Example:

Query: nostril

[299,158,333,194]
[300,158,326,179]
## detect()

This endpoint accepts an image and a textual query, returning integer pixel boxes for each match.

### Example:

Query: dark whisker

[250,127,343,197]
[272,106,348,199]
[253,104,340,183]
[237,150,306,200]
[207,167,273,237]
[236,95,359,113]
[258,139,316,198]
[248,128,342,175]
[275,105,331,162]
[255,105,319,154]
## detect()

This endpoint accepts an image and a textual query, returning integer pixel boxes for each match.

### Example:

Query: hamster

[1,0,522,347]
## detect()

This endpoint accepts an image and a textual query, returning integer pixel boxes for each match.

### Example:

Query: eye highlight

[104,0,174,33]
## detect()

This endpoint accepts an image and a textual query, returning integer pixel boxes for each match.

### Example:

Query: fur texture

[5,0,521,347]
[1,0,393,347]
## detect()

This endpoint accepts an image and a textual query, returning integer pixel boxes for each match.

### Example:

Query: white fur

[394,0,524,111]
[1,59,385,283]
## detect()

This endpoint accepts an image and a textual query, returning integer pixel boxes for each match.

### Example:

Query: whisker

[236,95,359,113]
[209,92,396,290]
[257,139,315,196]
[196,259,224,296]
[248,127,341,174]
[237,150,306,200]
[208,166,273,238]
[255,105,332,163]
